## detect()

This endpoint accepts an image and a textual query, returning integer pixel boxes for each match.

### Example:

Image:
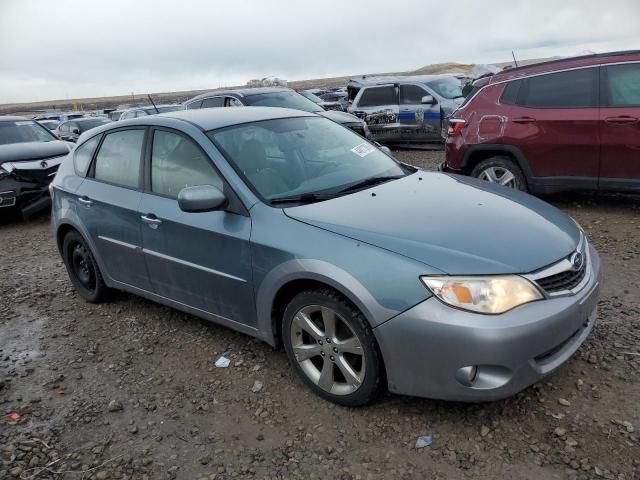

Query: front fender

[255,259,399,346]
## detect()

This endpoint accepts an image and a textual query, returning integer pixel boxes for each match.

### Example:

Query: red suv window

[516,68,598,108]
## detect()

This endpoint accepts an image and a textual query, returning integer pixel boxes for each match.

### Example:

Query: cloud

[0,0,638,103]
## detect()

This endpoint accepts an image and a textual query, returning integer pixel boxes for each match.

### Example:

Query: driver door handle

[141,213,162,229]
[512,116,537,124]
[78,196,93,207]
[605,115,639,125]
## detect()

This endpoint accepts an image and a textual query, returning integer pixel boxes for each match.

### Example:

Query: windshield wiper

[336,175,404,195]
[270,193,337,205]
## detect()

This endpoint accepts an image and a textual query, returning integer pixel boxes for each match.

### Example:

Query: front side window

[520,68,597,108]
[93,129,144,188]
[151,130,223,198]
[186,100,202,110]
[357,86,397,108]
[0,120,57,145]
[400,85,428,105]
[226,97,242,107]
[604,63,640,107]
[201,97,225,108]
[74,135,100,176]
[208,117,405,201]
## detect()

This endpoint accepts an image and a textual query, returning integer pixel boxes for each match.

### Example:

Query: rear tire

[282,289,383,407]
[471,156,527,191]
[62,230,112,303]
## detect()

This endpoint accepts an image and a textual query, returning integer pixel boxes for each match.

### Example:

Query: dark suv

[443,51,640,194]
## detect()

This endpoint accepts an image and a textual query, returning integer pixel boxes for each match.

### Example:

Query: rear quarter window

[74,136,100,177]
[500,80,522,105]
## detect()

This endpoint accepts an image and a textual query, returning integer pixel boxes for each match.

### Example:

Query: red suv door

[599,63,640,189]
[501,67,600,188]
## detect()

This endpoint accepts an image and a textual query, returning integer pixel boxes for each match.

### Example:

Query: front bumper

[374,246,601,402]
[438,161,461,174]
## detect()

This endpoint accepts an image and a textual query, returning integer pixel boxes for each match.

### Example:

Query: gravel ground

[1,150,639,480]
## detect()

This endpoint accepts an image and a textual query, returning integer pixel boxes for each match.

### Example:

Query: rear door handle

[141,213,162,229]
[78,196,93,207]
[512,116,536,124]
[605,115,639,125]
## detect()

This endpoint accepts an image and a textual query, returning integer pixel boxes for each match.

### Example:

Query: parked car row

[183,87,369,137]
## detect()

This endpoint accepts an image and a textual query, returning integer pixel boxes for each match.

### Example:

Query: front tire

[282,289,383,407]
[471,156,527,191]
[62,230,111,303]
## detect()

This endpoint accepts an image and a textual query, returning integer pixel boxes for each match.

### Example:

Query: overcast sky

[1,0,638,104]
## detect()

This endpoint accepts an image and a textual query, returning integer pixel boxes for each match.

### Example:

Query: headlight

[421,275,542,314]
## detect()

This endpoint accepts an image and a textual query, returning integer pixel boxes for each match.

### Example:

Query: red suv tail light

[448,118,466,136]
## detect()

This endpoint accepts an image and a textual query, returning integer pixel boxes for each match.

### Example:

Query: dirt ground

[1,150,639,480]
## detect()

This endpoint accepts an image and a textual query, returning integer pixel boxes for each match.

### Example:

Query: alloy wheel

[290,305,365,395]
[478,166,517,188]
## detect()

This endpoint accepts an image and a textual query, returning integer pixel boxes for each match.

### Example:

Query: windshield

[208,117,405,201]
[0,120,57,145]
[299,91,324,104]
[242,91,323,113]
[39,120,60,130]
[426,77,464,99]
[78,118,111,132]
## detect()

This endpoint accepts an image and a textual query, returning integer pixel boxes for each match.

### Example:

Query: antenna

[147,94,160,113]
[511,50,519,68]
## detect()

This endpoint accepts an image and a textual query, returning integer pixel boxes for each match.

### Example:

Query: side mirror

[379,145,392,156]
[421,95,436,105]
[178,185,226,212]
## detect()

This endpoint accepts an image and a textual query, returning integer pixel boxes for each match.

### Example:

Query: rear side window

[151,130,223,198]
[520,68,597,108]
[201,97,225,108]
[94,129,144,188]
[400,85,428,105]
[500,80,522,105]
[74,136,100,177]
[357,86,397,108]
[603,63,640,107]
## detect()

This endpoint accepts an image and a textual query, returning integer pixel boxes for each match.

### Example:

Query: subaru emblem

[569,252,584,271]
[40,160,48,168]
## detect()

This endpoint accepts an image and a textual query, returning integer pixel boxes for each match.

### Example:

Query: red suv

[443,50,640,194]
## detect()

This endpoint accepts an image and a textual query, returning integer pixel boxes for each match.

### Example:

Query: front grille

[536,256,587,294]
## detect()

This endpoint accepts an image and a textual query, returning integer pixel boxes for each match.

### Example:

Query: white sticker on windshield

[351,143,376,158]
[15,121,32,125]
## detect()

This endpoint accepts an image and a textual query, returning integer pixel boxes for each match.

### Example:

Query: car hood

[284,172,581,274]
[0,141,71,164]
[317,110,363,125]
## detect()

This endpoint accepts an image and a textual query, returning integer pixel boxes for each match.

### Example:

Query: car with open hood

[1,116,72,217]
[51,107,600,406]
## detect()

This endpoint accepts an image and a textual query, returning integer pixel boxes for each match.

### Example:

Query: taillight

[448,118,466,136]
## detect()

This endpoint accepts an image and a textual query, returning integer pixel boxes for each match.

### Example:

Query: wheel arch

[54,219,114,287]
[462,144,534,181]
[256,260,395,348]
